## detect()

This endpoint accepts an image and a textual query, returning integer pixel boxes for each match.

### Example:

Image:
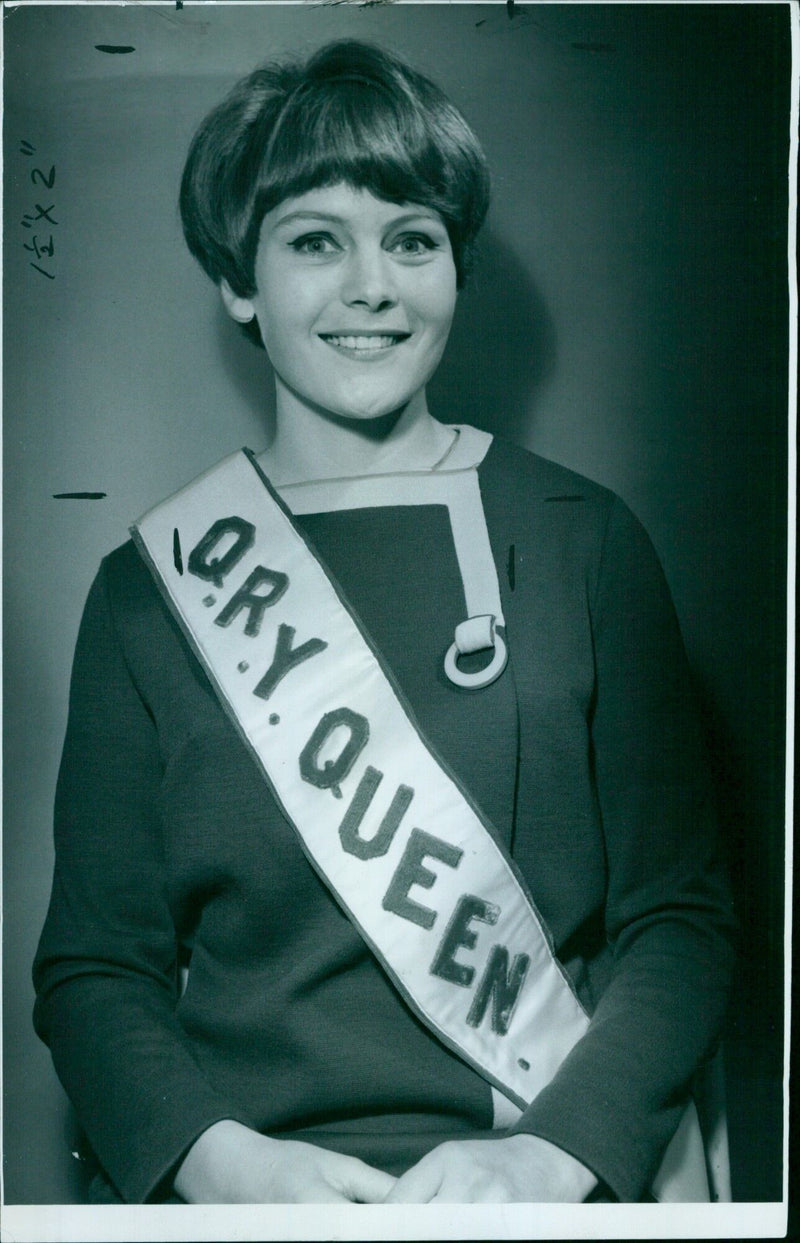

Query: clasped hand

[174,1121,596,1203]
[383,1134,597,1203]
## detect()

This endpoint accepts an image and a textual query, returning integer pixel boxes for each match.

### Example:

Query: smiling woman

[219,187,458,450]
[32,38,736,1207]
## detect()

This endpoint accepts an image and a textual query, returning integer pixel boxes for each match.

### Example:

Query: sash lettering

[184,512,535,1026]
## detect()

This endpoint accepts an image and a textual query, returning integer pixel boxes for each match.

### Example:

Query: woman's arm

[507,495,738,1200]
[33,559,393,1204]
[33,562,251,1200]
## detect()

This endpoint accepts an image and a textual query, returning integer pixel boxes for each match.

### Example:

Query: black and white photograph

[2,3,794,1239]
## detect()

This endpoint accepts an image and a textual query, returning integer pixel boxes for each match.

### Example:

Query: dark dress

[33,437,736,1202]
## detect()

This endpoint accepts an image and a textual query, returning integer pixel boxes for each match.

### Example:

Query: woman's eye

[390,234,437,257]
[290,234,339,256]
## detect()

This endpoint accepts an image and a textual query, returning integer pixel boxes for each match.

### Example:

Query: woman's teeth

[322,335,404,351]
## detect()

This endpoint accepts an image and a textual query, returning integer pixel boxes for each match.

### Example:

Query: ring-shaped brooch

[444,629,508,690]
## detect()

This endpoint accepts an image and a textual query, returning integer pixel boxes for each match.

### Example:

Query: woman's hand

[382,1133,598,1203]
[173,1119,396,1203]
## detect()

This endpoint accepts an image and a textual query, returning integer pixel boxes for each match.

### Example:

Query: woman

[33,39,736,1205]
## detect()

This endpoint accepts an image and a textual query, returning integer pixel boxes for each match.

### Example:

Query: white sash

[132,446,714,1202]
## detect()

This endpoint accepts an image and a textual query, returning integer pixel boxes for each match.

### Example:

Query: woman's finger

[383,1155,443,1203]
[336,1156,397,1203]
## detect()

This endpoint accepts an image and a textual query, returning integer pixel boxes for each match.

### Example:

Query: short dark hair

[180,39,491,345]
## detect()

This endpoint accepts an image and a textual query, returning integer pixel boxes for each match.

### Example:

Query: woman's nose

[340,246,398,312]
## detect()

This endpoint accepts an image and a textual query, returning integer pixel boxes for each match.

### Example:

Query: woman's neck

[260,384,456,485]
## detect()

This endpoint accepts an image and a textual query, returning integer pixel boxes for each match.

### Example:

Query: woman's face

[223,183,458,423]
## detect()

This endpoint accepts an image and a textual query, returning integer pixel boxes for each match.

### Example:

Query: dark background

[3,2,790,1203]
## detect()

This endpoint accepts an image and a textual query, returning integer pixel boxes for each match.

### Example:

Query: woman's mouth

[319,333,410,357]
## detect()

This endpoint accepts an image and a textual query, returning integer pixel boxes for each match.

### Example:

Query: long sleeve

[32,562,248,1203]
[509,493,737,1200]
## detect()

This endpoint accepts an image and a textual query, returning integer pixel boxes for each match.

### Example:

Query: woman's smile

[221,183,458,423]
[318,331,411,359]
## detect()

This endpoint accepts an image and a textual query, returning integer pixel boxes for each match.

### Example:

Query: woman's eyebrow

[387,211,445,228]
[271,208,444,230]
[272,211,346,228]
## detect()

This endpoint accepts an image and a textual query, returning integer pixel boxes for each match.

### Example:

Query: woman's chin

[308,399,415,431]
[275,374,428,430]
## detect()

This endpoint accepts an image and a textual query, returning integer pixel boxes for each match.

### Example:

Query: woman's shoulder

[476,432,669,591]
[474,431,624,545]
[81,538,194,696]
[89,537,176,654]
[100,537,161,604]
[477,432,615,509]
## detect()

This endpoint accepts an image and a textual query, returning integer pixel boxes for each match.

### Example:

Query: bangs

[238,78,476,274]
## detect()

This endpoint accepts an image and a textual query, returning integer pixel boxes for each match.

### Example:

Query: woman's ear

[219,279,256,323]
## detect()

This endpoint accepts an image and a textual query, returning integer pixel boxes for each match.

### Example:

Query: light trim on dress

[277,425,507,690]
